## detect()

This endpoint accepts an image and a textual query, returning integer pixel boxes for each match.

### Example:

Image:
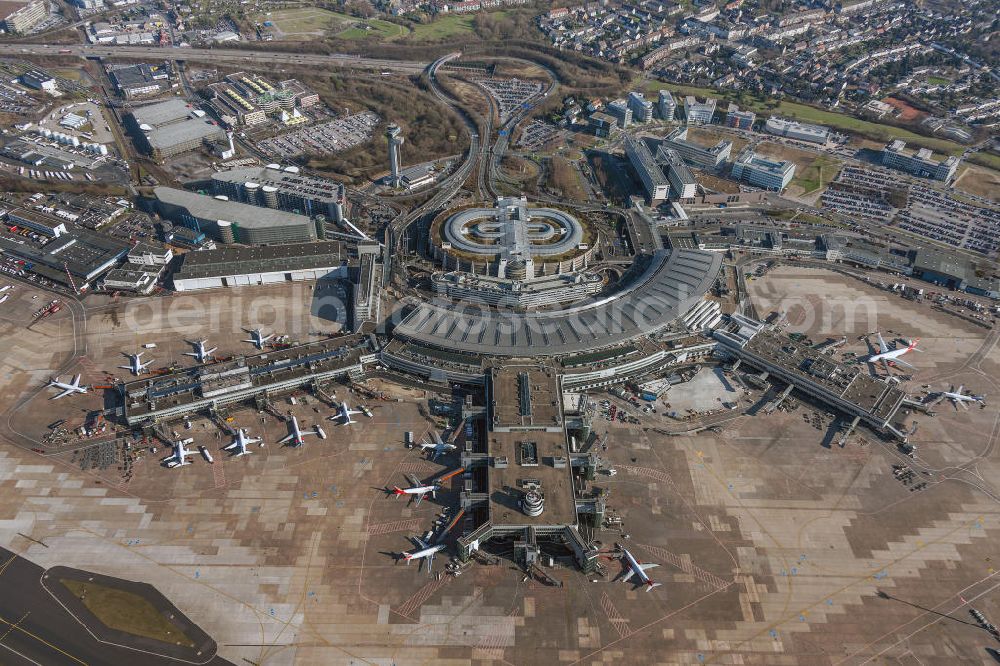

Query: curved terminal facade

[392,248,722,358]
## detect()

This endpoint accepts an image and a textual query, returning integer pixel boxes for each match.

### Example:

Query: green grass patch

[927,76,950,85]
[967,152,1000,172]
[61,579,196,647]
[408,13,481,40]
[336,17,409,40]
[645,81,966,156]
[793,155,842,194]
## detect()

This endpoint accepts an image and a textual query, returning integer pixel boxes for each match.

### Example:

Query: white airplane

[330,402,365,425]
[162,439,193,468]
[619,547,661,592]
[243,328,274,350]
[419,432,457,460]
[119,352,154,376]
[399,535,446,573]
[0,294,8,305]
[279,415,323,447]
[936,385,986,410]
[393,474,441,507]
[866,332,921,370]
[223,428,262,456]
[184,340,217,364]
[47,374,88,399]
[0,285,10,292]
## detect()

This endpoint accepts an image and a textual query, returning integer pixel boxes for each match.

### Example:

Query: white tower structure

[386,124,404,188]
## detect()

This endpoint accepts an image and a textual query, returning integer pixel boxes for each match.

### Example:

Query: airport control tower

[386,124,404,188]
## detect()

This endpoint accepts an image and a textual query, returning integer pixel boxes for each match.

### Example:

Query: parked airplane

[0,285,10,292]
[119,352,153,376]
[224,428,262,456]
[419,432,457,460]
[866,332,920,370]
[935,385,986,410]
[243,328,274,350]
[618,547,661,592]
[162,439,193,468]
[0,294,8,305]
[184,340,217,364]
[399,535,445,573]
[393,474,441,507]
[279,416,324,447]
[330,402,365,425]
[47,374,88,399]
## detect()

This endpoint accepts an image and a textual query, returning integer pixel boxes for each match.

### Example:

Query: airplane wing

[426,551,435,574]
[639,563,659,571]
[892,357,917,370]
[434,432,444,446]
[412,536,429,549]
[118,365,132,370]
[413,493,424,508]
[278,433,295,444]
[50,388,75,400]
[405,474,420,488]
[877,332,889,353]
[621,569,635,583]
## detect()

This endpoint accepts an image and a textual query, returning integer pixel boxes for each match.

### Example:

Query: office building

[658,90,676,121]
[730,149,796,190]
[607,99,633,128]
[127,98,226,161]
[625,135,670,201]
[154,187,320,246]
[659,148,698,200]
[881,140,959,182]
[211,165,341,218]
[1,0,45,33]
[588,111,616,137]
[6,208,68,237]
[683,96,717,125]
[764,116,829,144]
[725,104,755,130]
[627,91,654,123]
[659,127,732,169]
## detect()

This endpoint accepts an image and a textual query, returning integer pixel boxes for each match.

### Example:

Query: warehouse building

[764,116,830,144]
[127,98,226,161]
[730,149,796,190]
[658,127,732,169]
[0,229,128,290]
[154,187,321,245]
[108,62,173,99]
[170,241,346,291]
[211,165,341,218]
[624,135,670,201]
[881,140,959,182]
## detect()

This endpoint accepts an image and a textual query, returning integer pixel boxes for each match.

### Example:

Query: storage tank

[216,219,235,244]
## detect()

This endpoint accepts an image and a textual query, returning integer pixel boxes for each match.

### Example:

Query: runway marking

[636,543,731,590]
[600,593,631,638]
[212,461,226,488]
[395,575,451,618]
[398,461,438,474]
[473,608,516,660]
[621,464,674,487]
[0,612,88,666]
[366,518,420,536]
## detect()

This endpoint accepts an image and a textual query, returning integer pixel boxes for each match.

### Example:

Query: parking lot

[255,110,379,158]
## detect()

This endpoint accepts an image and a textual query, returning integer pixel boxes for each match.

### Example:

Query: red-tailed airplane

[618,548,662,592]
[392,474,441,507]
[866,332,920,370]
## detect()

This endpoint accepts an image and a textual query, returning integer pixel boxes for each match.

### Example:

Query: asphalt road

[0,547,233,666]
[0,43,429,73]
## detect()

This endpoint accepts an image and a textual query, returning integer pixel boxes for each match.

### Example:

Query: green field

[968,151,1000,172]
[927,76,950,85]
[61,579,196,647]
[337,17,409,40]
[793,155,841,194]
[261,7,353,39]
[645,81,967,156]
[408,13,481,40]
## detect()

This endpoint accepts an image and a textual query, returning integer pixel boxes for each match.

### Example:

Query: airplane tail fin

[646,581,662,592]
[392,487,405,497]
[908,338,922,351]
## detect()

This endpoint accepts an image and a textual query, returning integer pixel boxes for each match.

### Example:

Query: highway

[0,43,430,73]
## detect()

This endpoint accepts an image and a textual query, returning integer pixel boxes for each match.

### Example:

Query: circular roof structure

[442,196,584,260]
